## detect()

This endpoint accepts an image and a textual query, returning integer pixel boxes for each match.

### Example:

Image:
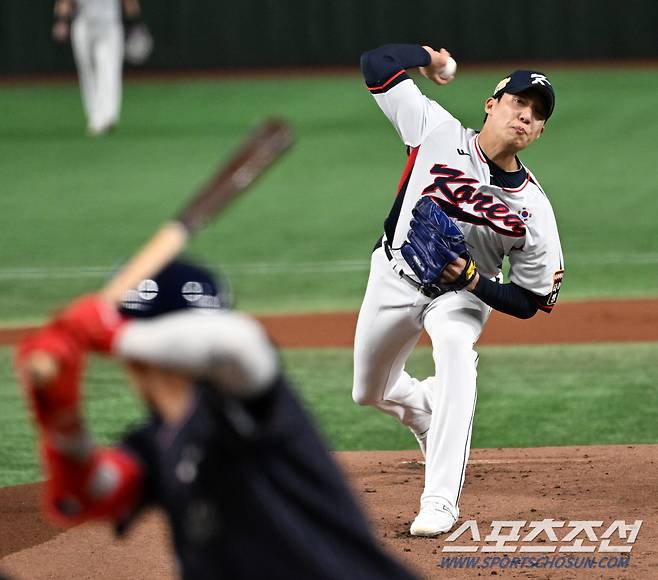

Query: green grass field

[1,68,657,321]
[2,343,657,487]
[1,69,657,487]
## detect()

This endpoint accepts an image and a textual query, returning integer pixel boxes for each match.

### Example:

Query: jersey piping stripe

[456,380,478,506]
[397,146,420,194]
[528,171,547,196]
[384,146,420,242]
[367,70,407,93]
[473,135,488,165]
[475,135,532,192]
[501,172,530,192]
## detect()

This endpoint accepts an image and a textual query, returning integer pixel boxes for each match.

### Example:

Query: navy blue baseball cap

[119,259,232,319]
[492,70,555,120]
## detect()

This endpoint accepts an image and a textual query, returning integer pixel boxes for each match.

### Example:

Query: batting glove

[53,295,128,354]
[16,326,86,434]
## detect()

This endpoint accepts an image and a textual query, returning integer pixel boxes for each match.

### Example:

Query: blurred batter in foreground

[16,260,416,580]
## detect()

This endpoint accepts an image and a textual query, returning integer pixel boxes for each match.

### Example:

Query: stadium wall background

[1,0,657,74]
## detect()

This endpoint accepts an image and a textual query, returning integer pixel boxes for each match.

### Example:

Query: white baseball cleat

[410,503,456,536]
[87,125,108,137]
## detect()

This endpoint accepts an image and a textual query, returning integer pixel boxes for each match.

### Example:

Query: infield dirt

[2,298,658,348]
[1,299,656,579]
[1,446,656,579]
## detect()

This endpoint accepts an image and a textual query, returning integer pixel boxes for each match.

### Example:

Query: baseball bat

[102,118,293,302]
[27,118,294,384]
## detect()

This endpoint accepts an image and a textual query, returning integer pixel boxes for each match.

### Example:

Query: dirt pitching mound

[2,299,656,577]
[1,445,656,579]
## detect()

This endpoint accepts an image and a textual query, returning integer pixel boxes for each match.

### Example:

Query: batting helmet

[119,259,232,319]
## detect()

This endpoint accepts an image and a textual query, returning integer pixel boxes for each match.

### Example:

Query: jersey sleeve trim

[366,70,410,94]
[533,268,564,313]
[536,299,555,313]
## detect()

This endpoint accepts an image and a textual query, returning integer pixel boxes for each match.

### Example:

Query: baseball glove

[400,196,478,293]
[124,22,154,65]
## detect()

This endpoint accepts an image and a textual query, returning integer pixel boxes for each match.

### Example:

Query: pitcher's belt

[377,236,445,300]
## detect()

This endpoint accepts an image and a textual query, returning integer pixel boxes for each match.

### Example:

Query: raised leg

[352,246,434,433]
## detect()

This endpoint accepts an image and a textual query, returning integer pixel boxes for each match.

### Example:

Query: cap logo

[182,280,222,310]
[120,279,158,312]
[531,73,550,86]
[182,280,205,302]
[493,77,511,95]
[137,279,158,300]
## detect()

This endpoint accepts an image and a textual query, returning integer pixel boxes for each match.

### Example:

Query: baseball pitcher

[352,44,564,536]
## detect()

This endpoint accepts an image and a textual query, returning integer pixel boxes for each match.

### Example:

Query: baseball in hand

[440,57,457,79]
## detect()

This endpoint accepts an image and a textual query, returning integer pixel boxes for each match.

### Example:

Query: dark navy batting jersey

[120,376,416,580]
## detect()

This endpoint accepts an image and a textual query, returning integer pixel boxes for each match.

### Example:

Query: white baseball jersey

[70,0,124,133]
[75,0,121,22]
[371,78,564,312]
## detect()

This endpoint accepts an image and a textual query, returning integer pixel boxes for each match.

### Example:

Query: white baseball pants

[71,17,124,132]
[353,243,491,518]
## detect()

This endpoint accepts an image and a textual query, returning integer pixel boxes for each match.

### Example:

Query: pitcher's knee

[352,373,389,406]
[352,365,385,406]
[352,384,378,406]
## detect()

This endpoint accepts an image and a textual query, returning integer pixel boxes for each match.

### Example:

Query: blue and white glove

[400,196,477,292]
